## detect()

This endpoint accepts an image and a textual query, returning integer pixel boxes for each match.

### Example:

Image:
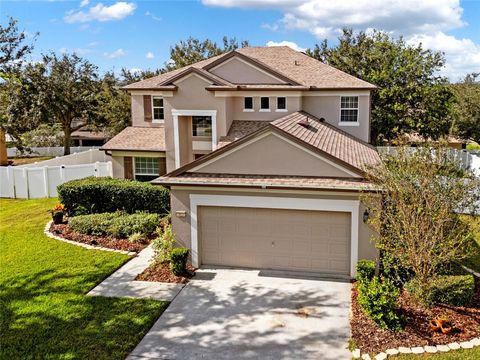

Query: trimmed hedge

[69,212,159,238]
[358,277,402,331]
[406,274,475,307]
[356,260,376,283]
[58,177,170,216]
[170,247,189,275]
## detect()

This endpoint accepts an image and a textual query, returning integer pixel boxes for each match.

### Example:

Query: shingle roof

[124,46,376,90]
[272,112,381,172]
[100,126,166,152]
[153,173,375,192]
[218,120,269,148]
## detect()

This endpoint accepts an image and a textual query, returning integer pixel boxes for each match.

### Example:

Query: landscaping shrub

[357,277,402,330]
[356,260,376,283]
[128,232,146,244]
[58,177,170,216]
[69,212,159,238]
[406,274,475,307]
[151,224,176,262]
[170,248,189,275]
[380,252,414,287]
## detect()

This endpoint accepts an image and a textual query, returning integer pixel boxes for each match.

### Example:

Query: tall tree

[166,36,249,71]
[8,53,102,155]
[119,67,163,85]
[451,73,480,144]
[0,17,36,165]
[306,29,455,144]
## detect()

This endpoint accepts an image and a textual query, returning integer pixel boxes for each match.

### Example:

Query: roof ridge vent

[294,60,300,66]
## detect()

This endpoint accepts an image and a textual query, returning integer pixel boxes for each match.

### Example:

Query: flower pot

[53,213,63,224]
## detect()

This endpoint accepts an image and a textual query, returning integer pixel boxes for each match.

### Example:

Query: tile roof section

[124,46,376,90]
[218,120,269,148]
[154,173,375,191]
[100,126,166,152]
[271,112,381,171]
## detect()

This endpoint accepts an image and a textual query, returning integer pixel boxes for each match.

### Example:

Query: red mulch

[136,261,196,284]
[350,278,480,354]
[49,223,148,253]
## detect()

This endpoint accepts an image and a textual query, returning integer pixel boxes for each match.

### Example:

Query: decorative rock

[352,349,361,358]
[411,347,425,354]
[436,345,450,352]
[448,342,461,350]
[398,347,412,354]
[361,354,371,360]
[374,352,387,360]
[386,348,399,356]
[460,341,474,349]
[471,338,480,346]
[424,346,438,353]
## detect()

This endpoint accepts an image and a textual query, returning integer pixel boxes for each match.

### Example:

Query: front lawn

[0,198,168,359]
[395,348,480,359]
[464,215,480,273]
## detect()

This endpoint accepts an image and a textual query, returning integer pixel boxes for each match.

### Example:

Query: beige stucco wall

[303,94,370,142]
[210,57,286,84]
[193,132,358,178]
[169,188,378,273]
[112,156,125,179]
[228,96,302,121]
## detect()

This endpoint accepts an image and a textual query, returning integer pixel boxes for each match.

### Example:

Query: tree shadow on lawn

[0,268,168,360]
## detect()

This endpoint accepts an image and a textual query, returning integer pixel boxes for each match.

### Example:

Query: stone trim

[352,337,480,359]
[44,221,137,256]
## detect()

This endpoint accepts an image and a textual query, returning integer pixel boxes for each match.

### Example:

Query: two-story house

[101,46,380,278]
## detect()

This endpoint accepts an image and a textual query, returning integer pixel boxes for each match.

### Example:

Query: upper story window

[152,96,164,122]
[276,97,287,112]
[243,97,254,112]
[340,96,359,123]
[260,97,270,112]
[134,157,160,182]
[192,116,212,137]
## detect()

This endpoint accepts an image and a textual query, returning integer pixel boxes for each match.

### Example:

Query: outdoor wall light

[363,209,370,223]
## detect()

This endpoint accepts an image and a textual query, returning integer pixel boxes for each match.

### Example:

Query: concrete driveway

[127,268,351,360]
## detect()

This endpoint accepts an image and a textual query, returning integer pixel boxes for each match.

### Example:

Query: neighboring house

[71,126,108,147]
[101,46,380,278]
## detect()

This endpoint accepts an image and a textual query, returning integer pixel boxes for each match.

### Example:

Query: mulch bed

[49,223,148,253]
[136,261,196,284]
[351,278,480,354]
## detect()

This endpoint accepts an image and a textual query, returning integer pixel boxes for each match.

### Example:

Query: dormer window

[152,96,164,122]
[339,96,359,125]
[260,97,270,112]
[243,97,254,112]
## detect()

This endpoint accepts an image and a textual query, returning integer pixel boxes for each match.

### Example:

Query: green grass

[463,215,480,273]
[0,198,168,360]
[392,348,480,359]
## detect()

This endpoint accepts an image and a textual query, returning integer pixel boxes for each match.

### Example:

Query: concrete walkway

[127,268,352,360]
[88,246,184,301]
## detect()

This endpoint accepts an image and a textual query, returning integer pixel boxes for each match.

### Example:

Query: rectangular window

[192,116,212,137]
[277,97,286,111]
[134,157,160,182]
[152,96,164,122]
[260,97,270,111]
[244,97,253,111]
[340,96,359,122]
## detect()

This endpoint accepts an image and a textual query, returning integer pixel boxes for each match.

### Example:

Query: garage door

[199,206,351,275]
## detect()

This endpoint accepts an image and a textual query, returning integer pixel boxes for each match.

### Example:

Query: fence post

[42,167,49,198]
[107,161,113,177]
[60,165,66,183]
[94,161,100,177]
[6,166,15,198]
[22,167,29,199]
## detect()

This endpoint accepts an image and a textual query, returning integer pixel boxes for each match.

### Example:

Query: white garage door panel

[199,206,351,275]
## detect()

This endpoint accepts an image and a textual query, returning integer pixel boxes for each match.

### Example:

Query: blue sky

[1,0,479,81]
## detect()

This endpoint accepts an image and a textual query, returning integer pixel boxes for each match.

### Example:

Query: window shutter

[124,157,133,179]
[143,95,152,122]
[159,157,167,176]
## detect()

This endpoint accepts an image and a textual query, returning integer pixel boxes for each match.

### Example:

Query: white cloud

[80,0,89,7]
[65,2,137,23]
[145,11,162,21]
[146,51,155,59]
[104,48,126,59]
[261,22,279,31]
[203,0,477,80]
[408,32,480,81]
[266,40,306,52]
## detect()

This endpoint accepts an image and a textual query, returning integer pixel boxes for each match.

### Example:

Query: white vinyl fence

[19,149,111,168]
[0,162,112,199]
[7,146,100,158]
